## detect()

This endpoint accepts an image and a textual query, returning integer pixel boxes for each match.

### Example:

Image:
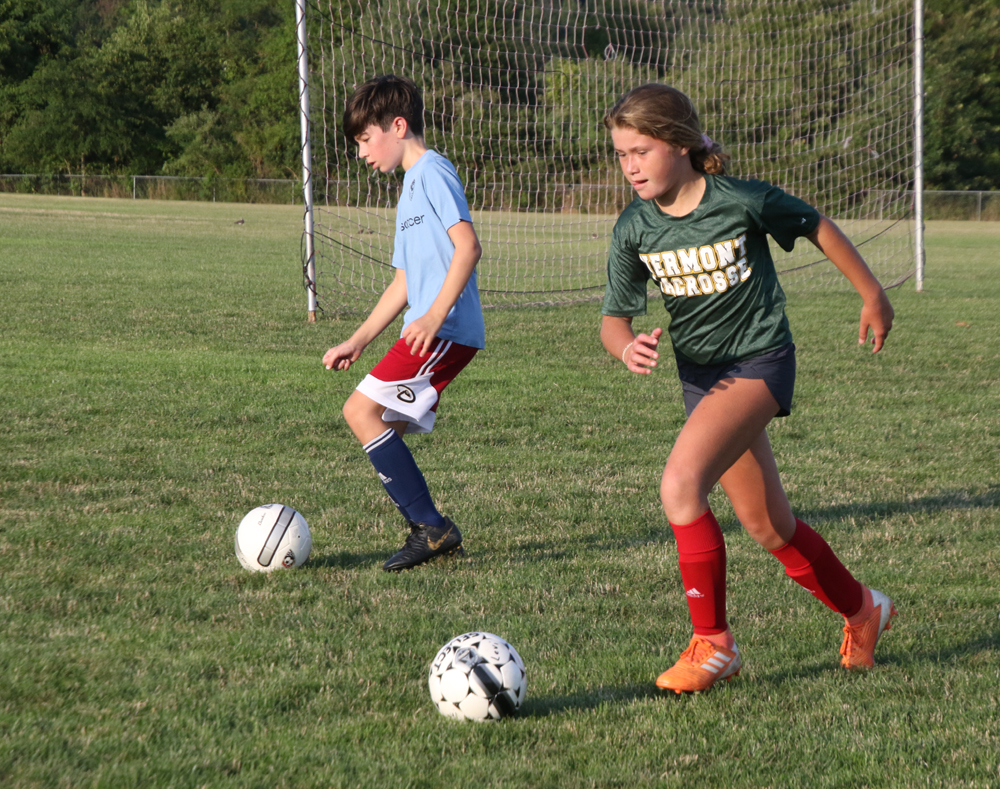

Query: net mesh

[302,0,914,314]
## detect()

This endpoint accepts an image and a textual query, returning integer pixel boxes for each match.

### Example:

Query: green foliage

[924,0,1000,190]
[0,0,998,190]
[6,55,164,172]
[0,0,77,136]
[0,0,76,83]
[213,20,300,179]
[0,0,299,177]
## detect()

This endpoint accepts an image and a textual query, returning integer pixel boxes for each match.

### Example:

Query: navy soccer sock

[363,428,445,527]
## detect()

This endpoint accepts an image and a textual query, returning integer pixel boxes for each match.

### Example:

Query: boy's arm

[401,220,483,356]
[323,269,409,371]
[807,215,894,353]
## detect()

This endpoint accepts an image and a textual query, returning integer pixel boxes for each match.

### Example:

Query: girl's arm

[807,215,894,353]
[601,315,663,374]
[401,220,483,357]
[322,268,409,371]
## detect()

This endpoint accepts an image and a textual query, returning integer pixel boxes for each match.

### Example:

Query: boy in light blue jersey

[323,75,484,572]
[392,150,486,351]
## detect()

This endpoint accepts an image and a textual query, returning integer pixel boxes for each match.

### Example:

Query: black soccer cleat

[382,517,464,572]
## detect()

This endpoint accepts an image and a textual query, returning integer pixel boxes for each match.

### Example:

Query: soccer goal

[296,0,919,318]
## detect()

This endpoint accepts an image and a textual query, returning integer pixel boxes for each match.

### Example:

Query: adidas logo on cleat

[656,636,742,693]
[700,651,734,675]
[685,587,705,598]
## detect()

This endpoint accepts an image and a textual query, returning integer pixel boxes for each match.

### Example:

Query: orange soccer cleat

[656,636,741,693]
[840,587,897,670]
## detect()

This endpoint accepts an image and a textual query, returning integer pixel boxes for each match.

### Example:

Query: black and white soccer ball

[428,632,526,721]
[234,504,312,572]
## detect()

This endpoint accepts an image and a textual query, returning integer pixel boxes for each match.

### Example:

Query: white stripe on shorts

[417,338,451,378]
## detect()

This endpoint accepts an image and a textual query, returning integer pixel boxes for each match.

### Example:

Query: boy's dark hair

[343,75,425,141]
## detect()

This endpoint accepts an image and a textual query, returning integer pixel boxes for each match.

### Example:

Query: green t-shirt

[602,175,821,366]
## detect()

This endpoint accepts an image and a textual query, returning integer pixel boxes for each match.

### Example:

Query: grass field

[1,195,998,788]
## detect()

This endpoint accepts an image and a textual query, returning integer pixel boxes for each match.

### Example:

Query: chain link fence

[920,190,1000,221]
[1,175,998,221]
[0,174,300,204]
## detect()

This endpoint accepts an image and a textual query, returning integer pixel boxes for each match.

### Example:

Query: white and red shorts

[356,337,478,434]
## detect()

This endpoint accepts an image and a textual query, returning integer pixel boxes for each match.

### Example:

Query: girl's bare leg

[718,430,796,551]
[660,377,781,525]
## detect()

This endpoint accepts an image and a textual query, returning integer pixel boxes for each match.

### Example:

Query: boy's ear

[392,116,409,138]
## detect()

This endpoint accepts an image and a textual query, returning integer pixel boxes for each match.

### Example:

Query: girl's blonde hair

[604,84,729,175]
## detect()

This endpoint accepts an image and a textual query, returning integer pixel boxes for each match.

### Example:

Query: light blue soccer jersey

[393,150,485,349]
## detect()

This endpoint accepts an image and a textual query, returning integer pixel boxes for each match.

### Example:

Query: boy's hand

[859,290,894,353]
[323,340,364,371]
[626,327,663,374]
[401,313,445,357]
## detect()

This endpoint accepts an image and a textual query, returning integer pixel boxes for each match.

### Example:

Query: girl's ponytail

[691,134,730,176]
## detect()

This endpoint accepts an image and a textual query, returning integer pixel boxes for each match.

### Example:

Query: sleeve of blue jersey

[423,157,473,232]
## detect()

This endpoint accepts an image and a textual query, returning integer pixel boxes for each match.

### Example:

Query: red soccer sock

[769,519,864,617]
[670,509,728,636]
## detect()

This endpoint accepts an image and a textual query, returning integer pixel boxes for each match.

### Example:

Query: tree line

[0,0,997,191]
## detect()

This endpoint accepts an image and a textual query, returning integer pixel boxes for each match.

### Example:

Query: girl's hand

[859,290,894,353]
[323,340,364,371]
[625,327,663,374]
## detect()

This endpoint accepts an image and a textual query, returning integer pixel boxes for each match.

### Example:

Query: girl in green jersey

[600,84,897,693]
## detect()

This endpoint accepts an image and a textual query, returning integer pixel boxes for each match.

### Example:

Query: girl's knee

[660,464,709,522]
[661,462,702,500]
[739,511,795,550]
[742,516,779,546]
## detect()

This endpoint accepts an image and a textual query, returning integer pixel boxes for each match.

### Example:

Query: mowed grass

[1,195,998,788]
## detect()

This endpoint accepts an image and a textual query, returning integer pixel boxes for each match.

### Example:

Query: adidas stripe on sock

[363,428,445,527]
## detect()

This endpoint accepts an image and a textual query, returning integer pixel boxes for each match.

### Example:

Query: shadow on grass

[521,684,660,717]
[310,551,391,569]
[309,549,475,571]
[800,484,1000,528]
[885,628,1000,665]
[309,483,998,570]
[580,483,1000,554]
[756,628,1000,686]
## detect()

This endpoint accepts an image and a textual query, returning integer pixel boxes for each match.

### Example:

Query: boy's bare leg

[343,389,409,442]
[342,389,461,570]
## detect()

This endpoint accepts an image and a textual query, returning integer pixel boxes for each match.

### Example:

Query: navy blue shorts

[676,343,796,418]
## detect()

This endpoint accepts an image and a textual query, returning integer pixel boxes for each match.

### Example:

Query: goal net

[300,0,915,314]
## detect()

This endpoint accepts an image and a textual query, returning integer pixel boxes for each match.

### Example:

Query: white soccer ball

[428,632,526,721]
[234,504,312,572]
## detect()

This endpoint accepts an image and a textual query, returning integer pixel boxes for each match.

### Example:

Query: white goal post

[296,0,921,317]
